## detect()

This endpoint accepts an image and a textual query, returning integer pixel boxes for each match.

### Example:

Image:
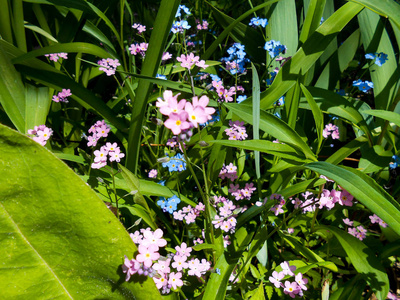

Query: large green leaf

[317,225,389,300]
[363,109,400,127]
[25,84,51,133]
[258,2,364,109]
[306,161,400,235]
[0,124,161,299]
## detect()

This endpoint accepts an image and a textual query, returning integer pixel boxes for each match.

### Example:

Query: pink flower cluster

[123,228,211,294]
[132,23,146,34]
[319,189,354,210]
[98,58,120,76]
[270,194,286,216]
[269,261,308,298]
[196,20,209,30]
[219,163,238,181]
[92,142,125,169]
[291,191,317,213]
[348,225,367,241]
[228,183,256,201]
[52,88,72,103]
[45,52,68,62]
[224,120,247,140]
[213,80,236,102]
[27,125,53,146]
[211,196,241,233]
[369,214,388,227]
[87,120,110,147]
[173,202,205,224]
[156,90,215,135]
[129,42,148,57]
[323,123,339,139]
[176,53,208,70]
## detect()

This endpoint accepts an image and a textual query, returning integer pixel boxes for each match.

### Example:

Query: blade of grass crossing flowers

[316,225,389,299]
[300,84,324,154]
[252,63,261,182]
[258,2,364,110]
[0,44,26,133]
[306,162,400,235]
[126,0,180,174]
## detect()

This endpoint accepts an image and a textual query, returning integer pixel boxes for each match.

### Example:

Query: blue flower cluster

[175,4,191,18]
[249,17,268,28]
[237,95,247,103]
[221,43,249,75]
[157,195,181,214]
[390,155,400,169]
[352,79,374,93]
[266,71,277,85]
[365,52,388,67]
[264,40,286,58]
[162,153,187,172]
[171,5,191,33]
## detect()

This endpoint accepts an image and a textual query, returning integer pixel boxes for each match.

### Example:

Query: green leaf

[363,109,400,127]
[306,162,400,235]
[0,43,26,132]
[0,124,161,299]
[258,2,364,109]
[210,139,308,162]
[225,103,317,161]
[24,21,58,43]
[317,225,389,299]
[299,0,326,45]
[25,84,51,133]
[358,145,392,173]
[300,84,324,153]
[250,283,266,300]
[325,135,369,165]
[252,63,261,180]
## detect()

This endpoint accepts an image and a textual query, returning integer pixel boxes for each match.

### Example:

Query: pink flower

[148,169,158,178]
[122,256,140,281]
[283,281,300,298]
[96,125,110,138]
[153,274,168,289]
[153,258,171,275]
[172,255,189,271]
[168,272,183,289]
[185,102,208,127]
[287,228,294,234]
[339,190,354,206]
[269,271,284,288]
[94,149,108,163]
[141,228,167,250]
[195,60,209,69]
[280,261,296,276]
[164,111,191,135]
[176,53,199,69]
[109,148,125,162]
[136,244,160,268]
[295,273,308,290]
[162,52,172,61]
[343,218,354,226]
[175,242,192,257]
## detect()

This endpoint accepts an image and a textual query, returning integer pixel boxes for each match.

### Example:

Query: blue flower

[237,95,247,103]
[275,96,285,106]
[352,79,373,93]
[266,71,277,85]
[365,52,388,67]
[175,5,191,18]
[158,180,166,186]
[249,17,268,28]
[264,40,286,58]
[216,268,221,275]
[156,74,167,80]
[157,197,167,209]
[210,74,221,82]
[222,43,249,75]
[390,155,400,169]
[274,112,281,119]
